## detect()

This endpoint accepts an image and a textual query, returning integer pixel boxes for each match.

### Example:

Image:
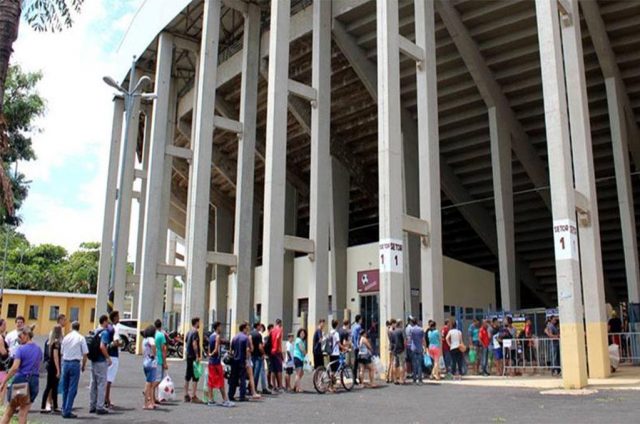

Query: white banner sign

[379,238,403,273]
[553,218,578,261]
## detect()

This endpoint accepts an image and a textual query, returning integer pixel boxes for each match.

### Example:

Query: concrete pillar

[488,106,517,311]
[203,218,216,332]
[376,0,405,356]
[112,75,142,313]
[535,0,587,389]
[229,3,260,335]
[330,158,350,321]
[283,183,298,332]
[606,78,640,303]
[214,207,232,331]
[307,0,331,341]
[96,97,124,317]
[137,32,174,334]
[415,0,444,325]
[165,231,177,313]
[184,0,221,335]
[261,0,290,326]
[561,0,610,378]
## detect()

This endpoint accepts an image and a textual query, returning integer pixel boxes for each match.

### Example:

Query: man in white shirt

[5,316,25,358]
[60,321,89,419]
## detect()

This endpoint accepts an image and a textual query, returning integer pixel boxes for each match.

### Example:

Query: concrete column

[137,32,174,334]
[96,97,124,317]
[229,3,260,334]
[113,76,142,313]
[330,158,350,321]
[261,0,290,326]
[307,0,331,340]
[489,106,517,311]
[606,78,640,303]
[203,218,216,332]
[283,183,298,332]
[536,0,587,389]
[377,0,405,355]
[184,0,221,335]
[165,231,177,313]
[214,208,232,330]
[415,0,443,325]
[561,0,610,378]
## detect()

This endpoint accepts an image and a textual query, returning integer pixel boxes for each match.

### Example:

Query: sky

[12,0,147,255]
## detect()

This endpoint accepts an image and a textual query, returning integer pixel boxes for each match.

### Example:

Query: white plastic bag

[303,355,313,373]
[158,374,176,402]
[609,344,620,370]
[372,355,384,377]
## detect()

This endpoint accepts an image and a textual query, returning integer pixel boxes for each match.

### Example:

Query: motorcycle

[119,333,137,354]
[166,331,184,358]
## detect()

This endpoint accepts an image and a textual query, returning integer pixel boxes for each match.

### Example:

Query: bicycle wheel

[340,367,354,391]
[313,366,330,394]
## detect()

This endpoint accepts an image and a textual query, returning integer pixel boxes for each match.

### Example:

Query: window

[297,298,309,318]
[90,308,96,323]
[28,305,39,320]
[255,304,262,320]
[328,295,333,314]
[70,307,80,322]
[49,305,60,321]
[7,304,17,319]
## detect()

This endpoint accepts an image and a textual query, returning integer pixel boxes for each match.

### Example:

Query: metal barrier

[608,332,640,365]
[501,337,561,375]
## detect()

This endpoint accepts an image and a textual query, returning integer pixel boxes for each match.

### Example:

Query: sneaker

[184,395,191,403]
[62,413,78,419]
[221,400,235,408]
[191,397,203,404]
[261,389,273,395]
[207,401,216,407]
[89,409,96,414]
[96,409,109,415]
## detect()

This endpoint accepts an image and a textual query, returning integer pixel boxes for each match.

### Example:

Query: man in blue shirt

[409,318,425,384]
[105,310,121,409]
[90,315,111,415]
[228,323,250,402]
[351,315,362,385]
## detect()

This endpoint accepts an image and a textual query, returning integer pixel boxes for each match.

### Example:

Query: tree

[0,0,83,218]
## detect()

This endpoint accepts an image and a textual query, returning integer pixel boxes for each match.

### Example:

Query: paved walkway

[27,352,640,424]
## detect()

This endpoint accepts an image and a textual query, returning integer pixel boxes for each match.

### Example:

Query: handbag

[459,342,467,353]
[10,382,29,407]
[193,361,203,380]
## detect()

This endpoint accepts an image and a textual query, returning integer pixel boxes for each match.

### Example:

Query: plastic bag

[438,355,446,371]
[423,353,433,368]
[372,355,384,376]
[303,356,313,373]
[609,344,620,370]
[158,374,176,402]
[469,348,477,364]
[193,360,203,380]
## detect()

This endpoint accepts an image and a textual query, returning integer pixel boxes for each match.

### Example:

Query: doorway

[359,294,379,353]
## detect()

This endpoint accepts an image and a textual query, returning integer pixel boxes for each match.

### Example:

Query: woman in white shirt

[445,322,464,381]
[141,326,157,410]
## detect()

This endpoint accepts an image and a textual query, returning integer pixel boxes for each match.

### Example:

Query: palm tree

[0,0,83,219]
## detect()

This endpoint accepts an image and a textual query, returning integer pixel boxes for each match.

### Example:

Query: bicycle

[312,352,354,394]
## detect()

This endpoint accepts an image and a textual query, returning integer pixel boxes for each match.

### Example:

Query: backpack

[86,329,105,361]
[263,334,272,356]
[43,339,50,365]
[322,331,334,355]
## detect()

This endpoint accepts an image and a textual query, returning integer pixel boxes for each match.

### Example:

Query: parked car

[116,319,138,354]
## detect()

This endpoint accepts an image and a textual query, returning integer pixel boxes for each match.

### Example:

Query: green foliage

[23,0,84,32]
[0,225,100,293]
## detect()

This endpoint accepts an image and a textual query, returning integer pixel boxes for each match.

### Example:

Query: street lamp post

[103,57,155,313]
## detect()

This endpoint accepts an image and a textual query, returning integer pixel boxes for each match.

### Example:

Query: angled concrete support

[536,0,587,389]
[96,97,124,317]
[261,0,291,326]
[213,207,232,331]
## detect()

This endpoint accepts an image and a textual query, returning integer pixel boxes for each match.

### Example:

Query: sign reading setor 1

[379,238,403,273]
[553,218,579,261]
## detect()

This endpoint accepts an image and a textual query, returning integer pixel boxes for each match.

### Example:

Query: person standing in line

[104,310,121,409]
[409,318,425,385]
[441,319,451,375]
[545,316,561,376]
[284,333,295,391]
[404,317,414,381]
[141,325,157,410]
[312,319,325,370]
[59,321,88,419]
[491,319,503,376]
[445,321,464,381]
[368,319,378,356]
[0,319,10,405]
[269,319,284,393]
[358,329,377,388]
[468,319,481,375]
[184,317,202,403]
[207,321,234,407]
[244,323,261,400]
[392,320,405,385]
[250,322,270,395]
[228,323,250,402]
[0,327,42,424]
[40,324,63,413]
[328,320,341,393]
[293,329,306,393]
[351,315,362,385]
[153,319,168,402]
[478,320,491,376]
[5,316,25,358]
[263,324,274,390]
[426,321,441,381]
[385,320,395,384]
[89,315,111,415]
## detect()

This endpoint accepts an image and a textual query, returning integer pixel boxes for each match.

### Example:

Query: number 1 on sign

[559,237,565,250]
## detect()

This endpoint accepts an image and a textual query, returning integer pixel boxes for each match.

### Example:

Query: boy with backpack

[88,315,111,415]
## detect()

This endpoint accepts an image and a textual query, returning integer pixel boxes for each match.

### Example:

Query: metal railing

[501,337,561,375]
[608,332,640,366]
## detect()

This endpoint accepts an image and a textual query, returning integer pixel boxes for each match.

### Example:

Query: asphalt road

[23,346,640,424]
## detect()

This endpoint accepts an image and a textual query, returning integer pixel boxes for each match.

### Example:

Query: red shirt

[441,326,450,352]
[478,326,490,348]
[270,326,283,354]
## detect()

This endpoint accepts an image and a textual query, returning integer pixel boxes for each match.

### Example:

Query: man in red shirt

[269,319,284,392]
[441,319,450,374]
[478,320,491,376]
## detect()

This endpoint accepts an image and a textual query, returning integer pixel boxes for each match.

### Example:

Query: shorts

[207,364,224,389]
[285,367,294,376]
[9,374,38,404]
[359,356,372,366]
[294,358,304,370]
[394,352,406,368]
[107,357,119,383]
[155,366,166,383]
[143,366,156,383]
[270,354,283,373]
[493,348,503,360]
[185,358,199,382]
